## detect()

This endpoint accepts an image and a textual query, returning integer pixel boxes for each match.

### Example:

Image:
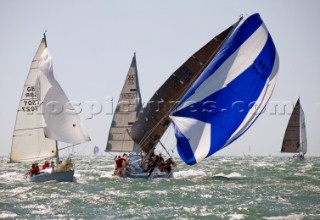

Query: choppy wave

[0,156,320,219]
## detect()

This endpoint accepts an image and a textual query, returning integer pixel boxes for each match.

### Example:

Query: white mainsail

[10,35,90,162]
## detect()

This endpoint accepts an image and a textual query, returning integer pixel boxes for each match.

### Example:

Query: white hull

[123,154,173,179]
[27,170,74,183]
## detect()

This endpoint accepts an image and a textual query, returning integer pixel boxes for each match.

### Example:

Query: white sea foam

[0,171,26,182]
[173,169,207,179]
[213,172,246,180]
[229,213,245,220]
[264,213,304,220]
[0,211,18,218]
[100,171,118,179]
[254,161,275,168]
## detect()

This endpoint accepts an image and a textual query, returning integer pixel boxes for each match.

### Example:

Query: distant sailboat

[93,146,100,155]
[10,34,91,182]
[130,13,279,167]
[281,98,307,159]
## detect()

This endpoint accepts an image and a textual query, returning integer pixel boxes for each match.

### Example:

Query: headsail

[10,36,57,162]
[106,53,142,152]
[35,48,91,145]
[130,18,243,154]
[281,99,307,155]
[300,102,307,155]
[170,13,279,165]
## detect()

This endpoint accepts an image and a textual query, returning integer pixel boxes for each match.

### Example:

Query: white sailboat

[10,34,91,182]
[281,98,307,159]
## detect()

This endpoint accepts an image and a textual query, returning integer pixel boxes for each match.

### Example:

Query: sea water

[0,156,319,219]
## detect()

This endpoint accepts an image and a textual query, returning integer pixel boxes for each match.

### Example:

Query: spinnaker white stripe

[170,116,211,163]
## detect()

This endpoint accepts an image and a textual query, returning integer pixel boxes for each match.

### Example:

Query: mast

[55,141,59,164]
[43,31,47,48]
[130,17,243,154]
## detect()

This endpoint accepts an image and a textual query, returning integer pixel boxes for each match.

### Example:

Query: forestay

[170,13,279,165]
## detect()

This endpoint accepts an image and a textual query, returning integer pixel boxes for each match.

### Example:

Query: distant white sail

[300,105,307,154]
[10,35,90,163]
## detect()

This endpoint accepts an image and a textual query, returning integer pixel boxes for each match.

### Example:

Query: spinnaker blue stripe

[172,121,197,165]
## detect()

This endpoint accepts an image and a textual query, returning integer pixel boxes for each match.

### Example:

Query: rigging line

[59,143,80,151]
[105,150,115,158]
[78,141,89,155]
[158,140,172,158]
[140,144,157,165]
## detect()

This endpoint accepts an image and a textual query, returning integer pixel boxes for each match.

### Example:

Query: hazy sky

[0,0,319,157]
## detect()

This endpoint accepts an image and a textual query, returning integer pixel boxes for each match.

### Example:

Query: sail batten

[106,54,142,153]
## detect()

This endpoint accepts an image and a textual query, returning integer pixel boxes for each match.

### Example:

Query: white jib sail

[300,104,307,155]
[36,48,91,145]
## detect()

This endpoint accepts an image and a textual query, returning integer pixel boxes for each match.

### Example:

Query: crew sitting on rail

[114,155,127,177]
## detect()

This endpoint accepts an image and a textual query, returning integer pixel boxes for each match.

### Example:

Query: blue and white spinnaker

[170,13,279,165]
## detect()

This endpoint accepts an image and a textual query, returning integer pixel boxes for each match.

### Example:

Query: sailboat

[106,53,142,154]
[93,146,100,155]
[130,13,279,168]
[105,53,171,178]
[10,33,91,182]
[281,98,307,159]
